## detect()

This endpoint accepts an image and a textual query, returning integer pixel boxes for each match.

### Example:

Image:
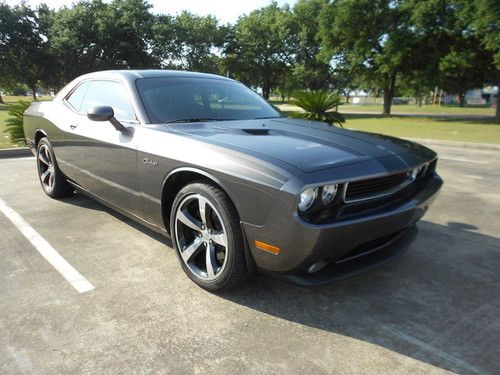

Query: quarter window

[80,80,136,122]
[66,81,91,112]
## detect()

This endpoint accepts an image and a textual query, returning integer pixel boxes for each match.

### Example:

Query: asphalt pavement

[1,143,499,374]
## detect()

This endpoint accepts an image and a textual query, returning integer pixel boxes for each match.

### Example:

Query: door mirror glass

[87,105,114,122]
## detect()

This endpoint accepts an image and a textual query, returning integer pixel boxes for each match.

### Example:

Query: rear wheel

[170,182,248,291]
[36,138,73,198]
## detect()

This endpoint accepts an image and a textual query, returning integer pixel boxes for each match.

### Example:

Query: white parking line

[382,325,485,375]
[0,197,94,293]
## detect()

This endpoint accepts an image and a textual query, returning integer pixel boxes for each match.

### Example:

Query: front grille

[344,171,412,202]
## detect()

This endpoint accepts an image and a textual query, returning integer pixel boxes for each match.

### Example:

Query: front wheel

[170,182,248,291]
[36,138,74,198]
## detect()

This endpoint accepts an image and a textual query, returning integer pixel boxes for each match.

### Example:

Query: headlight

[298,187,318,212]
[321,184,338,205]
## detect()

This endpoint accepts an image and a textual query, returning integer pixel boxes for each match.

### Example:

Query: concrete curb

[405,138,500,151]
[0,147,32,159]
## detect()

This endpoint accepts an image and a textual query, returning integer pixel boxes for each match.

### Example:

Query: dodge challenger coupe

[24,70,442,291]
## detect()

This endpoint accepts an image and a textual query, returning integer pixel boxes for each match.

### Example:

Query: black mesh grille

[345,171,411,202]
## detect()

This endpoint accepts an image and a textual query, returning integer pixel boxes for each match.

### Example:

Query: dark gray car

[24,70,442,291]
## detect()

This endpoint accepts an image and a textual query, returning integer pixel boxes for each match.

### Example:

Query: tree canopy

[0,0,498,117]
[223,2,296,99]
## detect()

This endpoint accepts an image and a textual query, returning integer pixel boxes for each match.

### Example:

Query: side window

[81,80,136,122]
[66,81,91,112]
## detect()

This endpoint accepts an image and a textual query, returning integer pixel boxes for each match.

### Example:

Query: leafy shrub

[289,90,345,127]
[5,100,31,145]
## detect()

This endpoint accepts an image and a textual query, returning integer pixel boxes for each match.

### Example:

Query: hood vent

[242,129,272,136]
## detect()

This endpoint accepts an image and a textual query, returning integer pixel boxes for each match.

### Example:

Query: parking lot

[1,142,499,374]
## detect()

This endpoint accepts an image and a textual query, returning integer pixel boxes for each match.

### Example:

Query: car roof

[77,69,233,82]
[54,69,236,102]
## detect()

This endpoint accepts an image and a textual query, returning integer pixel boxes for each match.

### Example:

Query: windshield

[136,77,282,123]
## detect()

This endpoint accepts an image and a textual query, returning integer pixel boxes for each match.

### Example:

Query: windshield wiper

[165,117,234,124]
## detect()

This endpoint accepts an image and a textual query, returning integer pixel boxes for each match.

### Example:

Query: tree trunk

[0,91,4,104]
[262,81,271,100]
[382,72,396,115]
[458,92,466,107]
[495,92,500,120]
[346,92,350,103]
[31,85,37,101]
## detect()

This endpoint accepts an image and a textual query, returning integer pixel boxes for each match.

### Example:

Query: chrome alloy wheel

[174,194,229,281]
[37,143,56,193]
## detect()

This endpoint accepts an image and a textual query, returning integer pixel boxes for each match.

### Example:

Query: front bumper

[242,173,442,282]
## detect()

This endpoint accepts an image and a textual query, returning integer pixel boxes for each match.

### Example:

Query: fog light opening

[307,260,328,274]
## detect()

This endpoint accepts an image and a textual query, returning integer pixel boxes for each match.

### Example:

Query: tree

[438,43,495,106]
[0,3,51,100]
[152,12,228,73]
[320,0,417,115]
[292,0,332,90]
[408,0,498,108]
[0,3,15,103]
[460,0,500,117]
[275,70,301,102]
[224,2,296,99]
[47,0,157,87]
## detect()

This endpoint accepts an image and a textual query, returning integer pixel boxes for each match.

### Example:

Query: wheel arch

[161,167,240,231]
[161,167,257,274]
[34,129,48,146]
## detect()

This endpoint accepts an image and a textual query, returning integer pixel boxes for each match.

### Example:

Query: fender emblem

[143,157,158,166]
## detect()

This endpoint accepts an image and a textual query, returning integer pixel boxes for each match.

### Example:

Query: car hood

[167,118,434,172]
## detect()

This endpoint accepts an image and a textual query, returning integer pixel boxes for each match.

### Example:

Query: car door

[53,80,92,181]
[61,79,141,214]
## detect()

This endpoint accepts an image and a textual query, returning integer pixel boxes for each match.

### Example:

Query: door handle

[70,124,78,130]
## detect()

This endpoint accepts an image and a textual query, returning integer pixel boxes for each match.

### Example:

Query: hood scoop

[241,128,272,136]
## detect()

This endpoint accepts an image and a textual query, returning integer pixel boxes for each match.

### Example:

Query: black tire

[36,138,74,199]
[170,181,248,291]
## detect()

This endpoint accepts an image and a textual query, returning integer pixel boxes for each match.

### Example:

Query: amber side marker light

[255,240,280,255]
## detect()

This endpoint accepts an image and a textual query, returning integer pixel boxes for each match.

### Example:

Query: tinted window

[81,80,136,121]
[136,77,281,123]
[66,81,91,112]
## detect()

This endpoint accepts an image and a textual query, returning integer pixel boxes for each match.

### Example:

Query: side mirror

[87,105,114,122]
[87,105,127,132]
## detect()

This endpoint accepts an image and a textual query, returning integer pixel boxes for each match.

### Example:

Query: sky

[5,0,298,23]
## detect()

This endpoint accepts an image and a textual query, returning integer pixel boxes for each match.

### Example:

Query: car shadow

[59,192,498,374]
[219,220,499,374]
[59,192,172,247]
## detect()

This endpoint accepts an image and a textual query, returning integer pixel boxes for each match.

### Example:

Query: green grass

[345,115,500,144]
[0,101,12,149]
[272,99,495,116]
[0,96,51,149]
[340,103,495,116]
[284,112,500,144]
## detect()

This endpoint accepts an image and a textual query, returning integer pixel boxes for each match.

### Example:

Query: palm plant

[289,90,345,127]
[5,100,31,146]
